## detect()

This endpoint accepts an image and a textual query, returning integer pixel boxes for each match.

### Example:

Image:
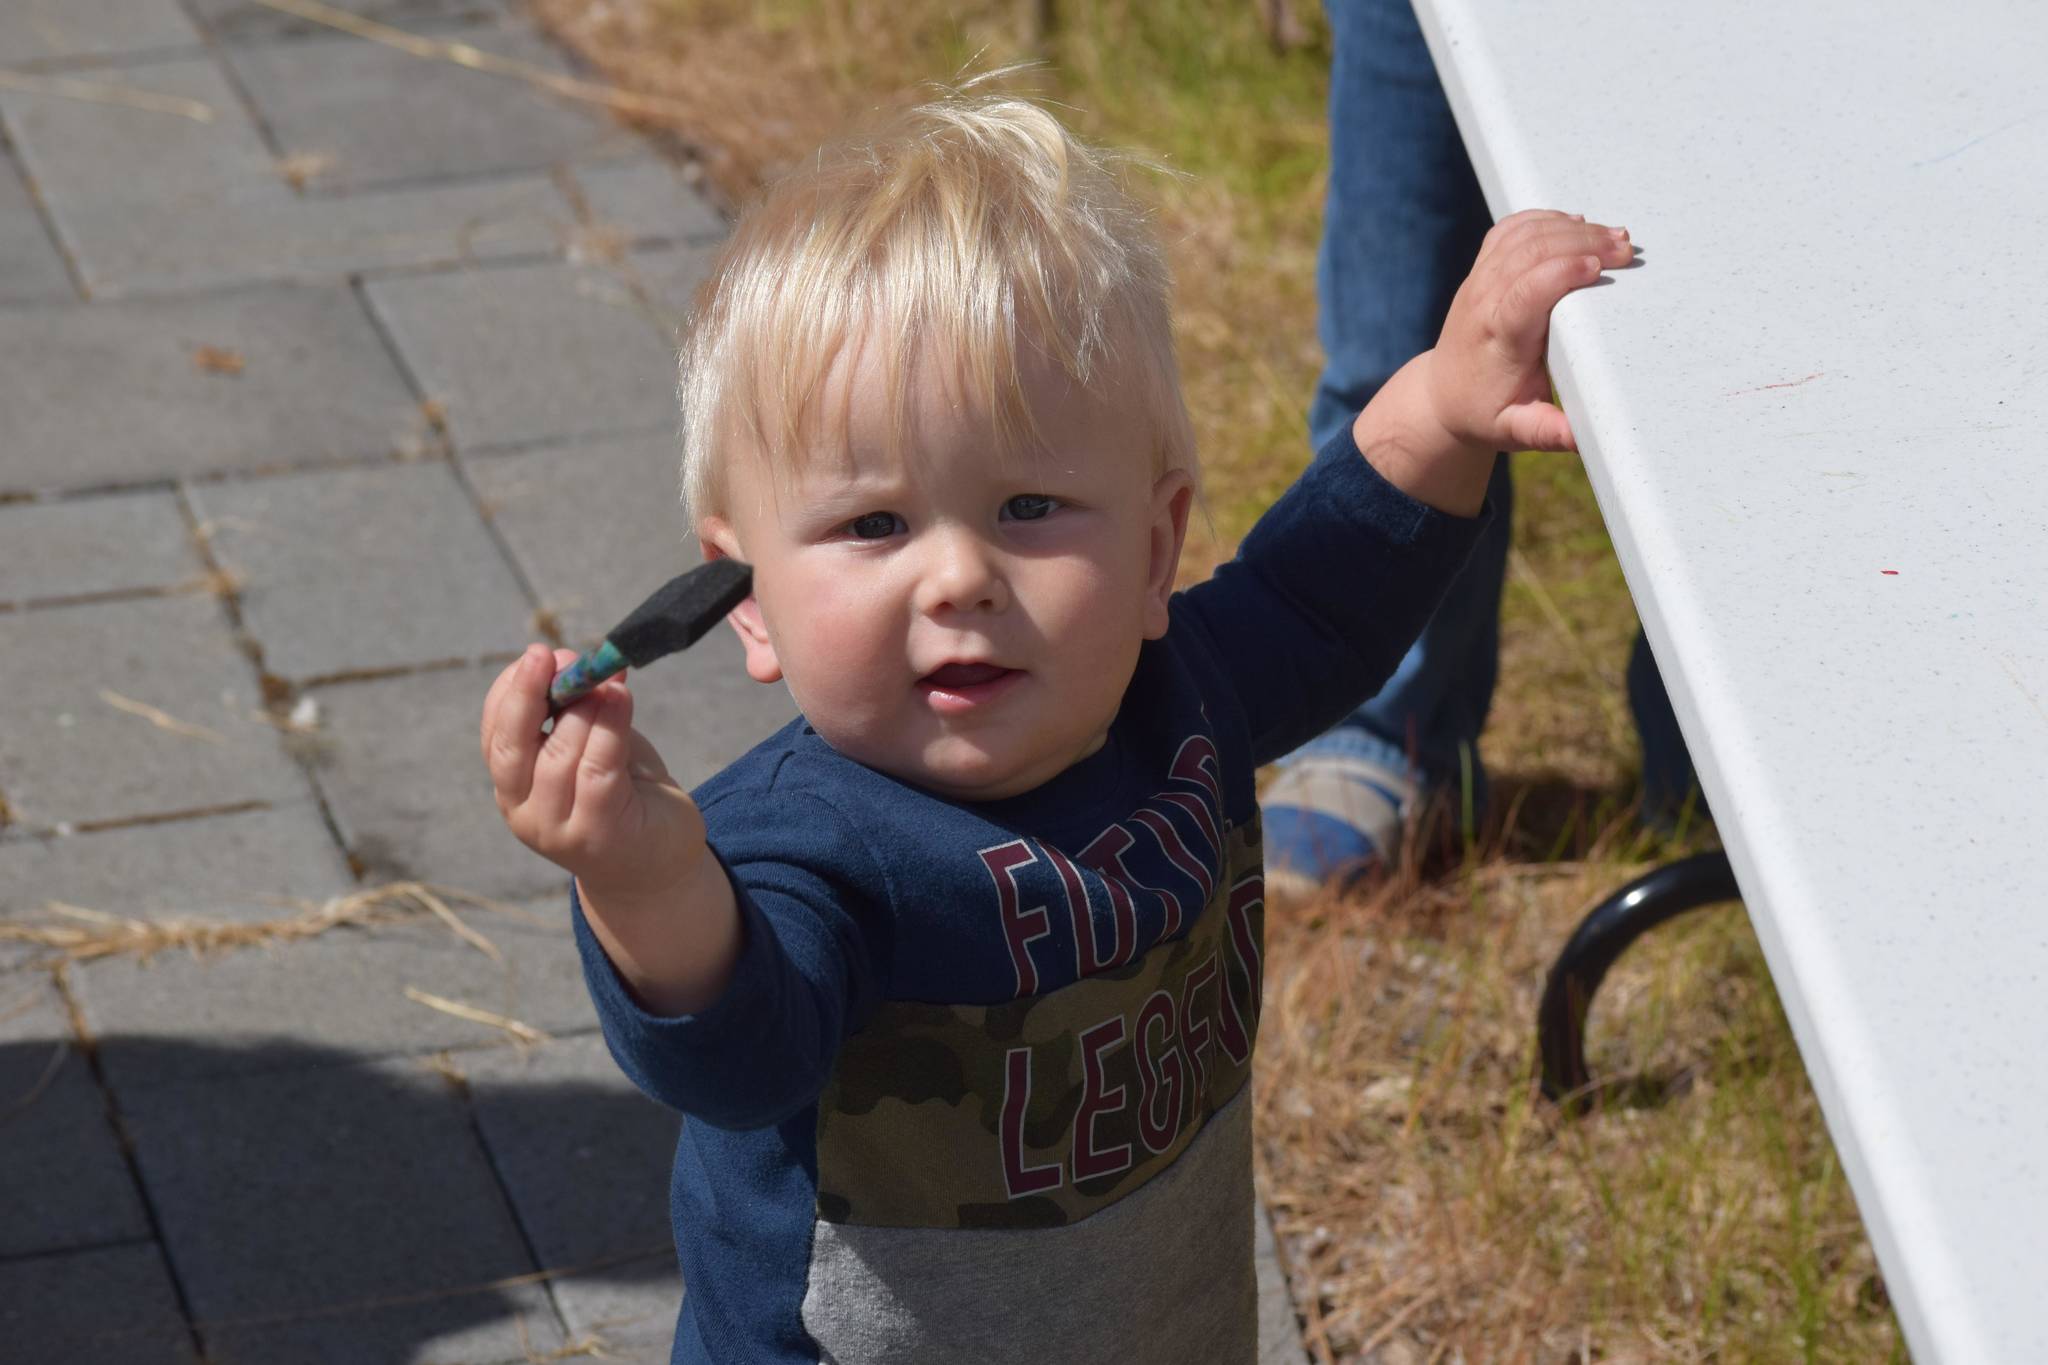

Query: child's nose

[915,529,1010,615]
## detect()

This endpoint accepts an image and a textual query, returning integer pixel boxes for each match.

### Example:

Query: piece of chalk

[547,558,753,715]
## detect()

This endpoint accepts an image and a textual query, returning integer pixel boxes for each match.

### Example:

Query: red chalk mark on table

[1881,570,1900,576]
[1725,371,1825,398]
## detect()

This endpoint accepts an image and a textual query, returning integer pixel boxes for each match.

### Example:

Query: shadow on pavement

[1,1033,685,1364]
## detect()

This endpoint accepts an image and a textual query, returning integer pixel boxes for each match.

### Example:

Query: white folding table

[1409,1,2048,1359]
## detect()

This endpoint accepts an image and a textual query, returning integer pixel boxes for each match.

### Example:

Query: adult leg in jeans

[1263,0,1698,891]
[1262,0,1504,891]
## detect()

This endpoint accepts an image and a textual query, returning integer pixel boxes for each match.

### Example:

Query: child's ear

[697,519,783,685]
[1142,469,1194,640]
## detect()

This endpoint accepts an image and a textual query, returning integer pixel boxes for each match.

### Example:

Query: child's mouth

[917,662,1022,712]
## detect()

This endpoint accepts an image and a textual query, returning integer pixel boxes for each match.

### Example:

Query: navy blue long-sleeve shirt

[573,426,1485,1363]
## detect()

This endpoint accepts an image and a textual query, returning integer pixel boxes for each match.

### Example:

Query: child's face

[702,346,1192,802]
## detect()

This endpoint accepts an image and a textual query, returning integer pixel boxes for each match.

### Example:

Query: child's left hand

[1350,210,1633,516]
[1423,209,1634,456]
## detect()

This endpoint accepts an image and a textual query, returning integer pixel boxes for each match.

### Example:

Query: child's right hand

[483,645,743,1016]
[480,644,707,907]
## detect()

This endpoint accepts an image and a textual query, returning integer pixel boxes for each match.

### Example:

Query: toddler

[482,91,1630,1364]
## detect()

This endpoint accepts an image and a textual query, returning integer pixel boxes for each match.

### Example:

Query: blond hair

[677,88,1197,523]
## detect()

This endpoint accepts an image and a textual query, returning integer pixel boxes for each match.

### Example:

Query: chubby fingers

[1476,209,1604,271]
[528,649,592,826]
[531,651,638,831]
[1483,207,1584,242]
[1480,214,1632,290]
[1485,216,1633,353]
[482,644,554,808]
[624,726,676,787]
[564,679,642,839]
[1482,208,1626,251]
[1496,398,1576,454]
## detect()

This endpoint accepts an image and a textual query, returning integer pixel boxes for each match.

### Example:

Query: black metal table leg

[1537,850,1740,1109]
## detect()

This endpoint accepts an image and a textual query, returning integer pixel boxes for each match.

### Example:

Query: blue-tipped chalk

[547,558,753,717]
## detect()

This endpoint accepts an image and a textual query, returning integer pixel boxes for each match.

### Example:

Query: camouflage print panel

[815,820,1265,1229]
[802,1091,1259,1364]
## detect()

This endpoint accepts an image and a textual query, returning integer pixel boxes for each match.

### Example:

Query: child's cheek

[1031,556,1128,642]
[786,569,901,705]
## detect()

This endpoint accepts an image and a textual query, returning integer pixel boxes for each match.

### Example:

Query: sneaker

[1260,749,1422,900]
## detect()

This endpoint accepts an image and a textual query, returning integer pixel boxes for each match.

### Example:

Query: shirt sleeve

[1174,424,1490,766]
[572,788,888,1131]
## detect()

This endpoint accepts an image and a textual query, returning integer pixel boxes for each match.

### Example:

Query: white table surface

[1410,0,2048,1359]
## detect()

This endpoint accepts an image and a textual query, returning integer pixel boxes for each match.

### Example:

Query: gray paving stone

[0,151,72,304]
[0,59,274,212]
[76,890,594,1090]
[190,461,536,680]
[462,430,696,649]
[461,433,797,758]
[113,173,579,296]
[225,24,637,194]
[0,1243,198,1365]
[0,491,200,605]
[332,630,764,870]
[622,241,722,340]
[312,639,786,900]
[121,1055,563,1364]
[0,595,309,831]
[0,802,353,922]
[58,178,576,298]
[0,975,151,1258]
[0,902,29,973]
[308,662,567,897]
[548,1324,672,1365]
[460,1038,676,1241]
[189,0,501,39]
[1256,1195,1309,1364]
[0,58,577,296]
[366,255,679,450]
[568,158,725,249]
[333,549,789,810]
[0,0,202,63]
[463,1035,683,1355]
[0,286,418,493]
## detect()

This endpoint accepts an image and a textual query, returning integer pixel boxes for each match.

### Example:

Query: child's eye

[1002,494,1058,522]
[845,511,904,540]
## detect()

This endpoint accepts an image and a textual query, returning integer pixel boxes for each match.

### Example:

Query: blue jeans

[1293,0,1695,819]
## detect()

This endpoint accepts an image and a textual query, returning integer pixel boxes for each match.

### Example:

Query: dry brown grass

[1254,795,1903,1362]
[530,0,1043,200]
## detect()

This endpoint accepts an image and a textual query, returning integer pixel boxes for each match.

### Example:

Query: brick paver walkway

[0,3,1304,1360]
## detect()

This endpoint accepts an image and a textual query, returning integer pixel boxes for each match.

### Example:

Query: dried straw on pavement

[98,689,225,743]
[0,881,536,967]
[0,70,217,122]
[404,986,550,1047]
[247,0,706,125]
